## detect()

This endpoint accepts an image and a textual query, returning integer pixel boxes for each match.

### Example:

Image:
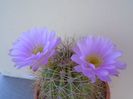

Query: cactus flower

[71,36,126,83]
[9,28,61,71]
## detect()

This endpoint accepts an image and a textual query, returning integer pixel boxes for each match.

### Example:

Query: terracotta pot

[34,81,41,99]
[105,82,110,99]
[34,82,110,99]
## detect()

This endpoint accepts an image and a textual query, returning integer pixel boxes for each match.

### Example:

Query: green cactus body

[36,40,107,99]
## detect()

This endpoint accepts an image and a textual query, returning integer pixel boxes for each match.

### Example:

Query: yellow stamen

[32,47,43,55]
[86,55,102,68]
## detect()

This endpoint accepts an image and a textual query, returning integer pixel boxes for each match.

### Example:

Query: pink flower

[9,28,61,71]
[71,36,126,83]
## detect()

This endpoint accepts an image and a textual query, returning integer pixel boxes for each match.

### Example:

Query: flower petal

[74,65,82,72]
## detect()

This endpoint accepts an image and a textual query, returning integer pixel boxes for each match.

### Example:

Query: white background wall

[0,0,133,99]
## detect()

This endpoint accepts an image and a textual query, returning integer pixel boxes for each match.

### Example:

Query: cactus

[36,39,107,99]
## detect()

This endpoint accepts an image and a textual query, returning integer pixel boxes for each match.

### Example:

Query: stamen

[86,55,102,68]
[32,47,43,54]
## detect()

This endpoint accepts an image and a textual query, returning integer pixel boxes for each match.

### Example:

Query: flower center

[86,55,102,68]
[32,47,43,55]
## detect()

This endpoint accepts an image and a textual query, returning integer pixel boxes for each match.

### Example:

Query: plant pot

[105,82,110,99]
[34,81,41,99]
[34,81,110,99]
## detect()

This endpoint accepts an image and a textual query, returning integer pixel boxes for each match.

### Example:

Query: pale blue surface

[0,75,34,99]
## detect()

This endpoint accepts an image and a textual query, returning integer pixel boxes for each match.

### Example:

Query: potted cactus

[34,40,110,99]
[9,28,126,99]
